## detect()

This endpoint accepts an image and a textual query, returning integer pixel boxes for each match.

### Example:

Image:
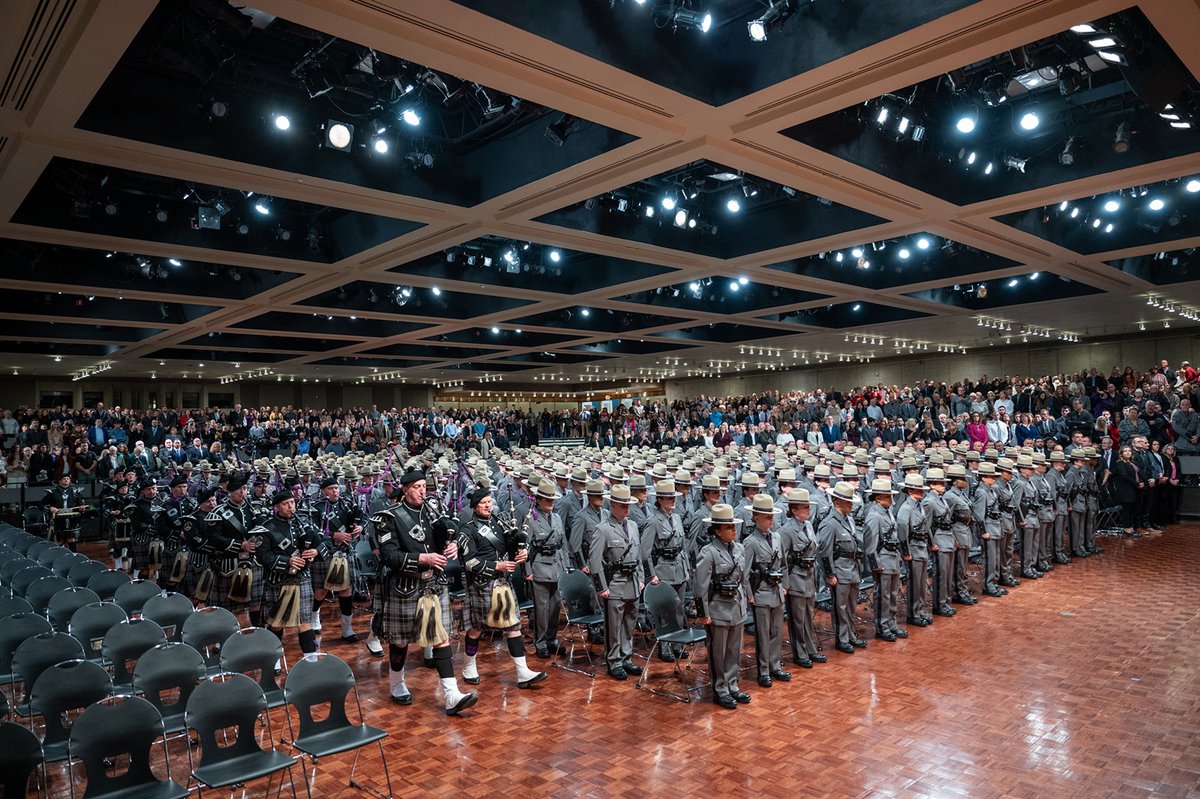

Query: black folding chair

[11,631,86,718]
[68,560,107,588]
[35,545,70,569]
[47,586,102,632]
[141,591,194,643]
[219,627,286,708]
[25,575,72,615]
[11,565,54,597]
[50,551,88,579]
[86,569,131,602]
[28,659,113,766]
[68,694,188,799]
[180,606,240,674]
[636,581,709,703]
[102,618,168,694]
[0,720,42,799]
[113,579,163,618]
[132,642,206,737]
[0,595,35,619]
[554,570,606,678]
[284,653,392,799]
[69,602,129,662]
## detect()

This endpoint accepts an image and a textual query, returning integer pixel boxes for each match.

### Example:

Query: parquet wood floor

[36,524,1200,799]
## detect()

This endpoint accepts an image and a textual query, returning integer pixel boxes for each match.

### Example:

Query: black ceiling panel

[439,361,542,373]
[651,323,796,344]
[179,332,344,351]
[568,339,695,356]
[0,342,122,357]
[311,357,440,369]
[230,312,427,339]
[366,343,504,359]
[144,347,296,364]
[0,321,162,342]
[296,281,531,319]
[430,328,579,348]
[493,351,608,365]
[508,307,687,335]
[1106,247,1200,285]
[763,301,931,328]
[615,277,826,313]
[0,289,216,326]
[904,272,1103,310]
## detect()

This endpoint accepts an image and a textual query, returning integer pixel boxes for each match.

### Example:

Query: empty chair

[47,586,102,632]
[113,579,162,618]
[180,606,240,674]
[0,611,51,685]
[69,559,107,588]
[11,565,53,597]
[29,659,113,763]
[285,652,392,798]
[10,631,86,717]
[25,574,72,615]
[102,618,167,693]
[636,581,710,703]
[0,556,35,585]
[14,531,43,555]
[87,568,131,601]
[21,507,48,537]
[35,545,70,568]
[141,592,194,642]
[0,720,42,799]
[68,694,189,799]
[0,584,12,599]
[185,673,301,796]
[69,602,129,662]
[24,538,54,561]
[0,547,25,569]
[219,627,285,707]
[133,642,206,736]
[554,570,607,677]
[51,550,88,578]
[0,595,35,619]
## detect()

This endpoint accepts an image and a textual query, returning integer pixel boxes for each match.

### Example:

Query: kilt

[213,563,265,608]
[265,576,315,628]
[373,576,451,646]
[130,533,152,571]
[309,546,354,592]
[463,578,521,632]
[159,546,193,596]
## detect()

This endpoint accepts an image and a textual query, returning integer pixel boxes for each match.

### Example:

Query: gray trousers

[1000,529,1016,580]
[1053,514,1068,558]
[832,580,860,646]
[983,537,1001,591]
[530,580,561,647]
[875,572,900,633]
[786,594,818,658]
[954,545,972,599]
[1038,520,1053,562]
[1021,523,1039,571]
[707,622,744,699]
[752,604,783,676]
[934,550,955,612]
[907,559,929,621]
[1069,511,1086,553]
[603,595,637,669]
[1085,508,1097,549]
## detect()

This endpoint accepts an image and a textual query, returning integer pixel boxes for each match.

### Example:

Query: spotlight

[1058,135,1078,166]
[955,111,977,134]
[729,281,740,292]
[1186,179,1200,193]
[236,222,250,235]
[1019,110,1040,131]
[898,248,910,260]
[253,198,271,215]
[491,326,500,334]
[406,151,435,168]
[168,258,182,267]
[1103,199,1121,213]
[393,286,414,307]
[431,286,442,296]
[979,73,1009,108]
[154,207,168,223]
[916,237,931,250]
[373,138,389,154]
[1105,223,1114,233]
[1069,207,1080,219]
[401,108,421,126]
[274,226,291,241]
[545,115,577,146]
[1113,121,1131,153]
[1002,155,1027,173]
[747,0,791,41]
[852,303,862,311]
[726,198,741,213]
[644,205,655,218]
[580,308,590,317]
[549,250,561,263]
[1148,198,1165,211]
[661,195,676,211]
[103,201,119,217]
[673,209,688,228]
[273,114,291,131]
[324,120,354,151]
[984,161,995,175]
[1058,65,1084,96]
[671,8,712,33]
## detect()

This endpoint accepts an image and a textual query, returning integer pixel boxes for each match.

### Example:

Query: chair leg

[346,740,395,799]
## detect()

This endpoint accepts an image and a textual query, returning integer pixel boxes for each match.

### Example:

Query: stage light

[661,196,676,211]
[1019,111,1040,131]
[726,198,741,213]
[325,120,353,151]
[274,114,291,131]
[1103,199,1121,213]
[979,73,1008,107]
[1096,49,1127,65]
[401,108,421,126]
[984,161,995,175]
[580,308,590,317]
[748,0,790,41]
[491,326,500,334]
[431,286,442,296]
[1030,272,1039,280]
[673,209,688,228]
[672,9,712,32]
[644,205,655,218]
[154,207,168,223]
[168,258,182,267]
[916,237,931,250]
[1105,223,1114,233]
[729,281,740,292]
[549,250,561,263]
[851,248,863,258]
[852,304,861,311]
[1059,200,1069,211]
[406,151,435,168]
[1059,136,1078,166]
[1092,218,1101,228]
[1003,155,1027,173]
[1086,36,1117,49]
[1069,207,1080,218]
[373,138,389,154]
[898,248,910,260]
[966,151,977,165]
[956,113,977,134]
[1148,198,1165,211]
[1186,179,1200,193]
[254,198,271,215]
[1070,23,1099,34]
[545,115,577,145]
[738,276,749,285]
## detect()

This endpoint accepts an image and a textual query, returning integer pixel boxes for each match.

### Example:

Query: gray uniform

[589,514,644,671]
[1033,471,1056,569]
[946,486,975,601]
[901,494,932,623]
[972,482,1003,594]
[1066,466,1088,555]
[1011,475,1041,576]
[818,508,863,648]
[569,504,606,570]
[524,508,570,651]
[744,525,785,679]
[779,514,821,661]
[996,477,1018,583]
[925,490,955,613]
[1047,467,1070,561]
[641,506,690,654]
[867,502,903,635]
[693,539,751,701]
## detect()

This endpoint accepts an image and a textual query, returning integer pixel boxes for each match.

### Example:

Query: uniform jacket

[743,526,784,607]
[693,540,751,624]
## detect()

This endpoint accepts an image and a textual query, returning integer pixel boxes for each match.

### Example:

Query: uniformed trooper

[687,474,722,564]
[590,484,645,681]
[253,490,329,656]
[556,467,588,538]
[809,464,833,527]
[124,479,161,580]
[944,464,977,607]
[779,488,825,668]
[732,472,763,532]
[1084,448,1103,556]
[524,479,571,659]
[922,467,954,617]
[972,462,1005,597]
[820,481,866,654]
[628,474,651,528]
[1031,453,1056,574]
[1047,451,1072,564]
[898,472,933,627]
[309,476,366,645]
[1011,454,1041,580]
[156,476,197,592]
[640,479,690,662]
[865,478,906,641]
[372,469,476,715]
[1065,450,1089,558]
[744,494,789,686]
[456,486,547,690]
[994,458,1020,589]
[568,479,607,571]
[692,504,752,709]
[672,469,696,521]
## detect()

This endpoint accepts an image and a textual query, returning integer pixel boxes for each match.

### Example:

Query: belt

[834,548,858,559]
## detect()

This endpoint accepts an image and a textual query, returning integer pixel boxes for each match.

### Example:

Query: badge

[408,524,425,542]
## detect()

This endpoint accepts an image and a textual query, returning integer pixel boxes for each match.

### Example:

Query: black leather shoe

[953,595,978,605]
[1089,546,1104,554]
[1001,577,1021,587]
[446,693,478,717]
[658,649,676,663]
[934,608,957,617]
[983,588,1005,597]
[810,653,828,663]
[340,633,361,643]
[622,662,643,676]
[835,643,855,654]
[893,629,909,638]
[713,694,737,710]
[608,667,628,681]
[878,631,897,642]
[391,693,413,706]
[1054,555,1071,564]
[1073,550,1090,558]
[850,638,868,648]
[907,617,929,627]
[463,674,481,685]
[770,670,792,681]
[793,657,813,668]
[535,646,550,658]
[1021,570,1040,580]
[757,675,773,688]
[734,692,752,704]
[518,671,548,689]
[1038,562,1054,572]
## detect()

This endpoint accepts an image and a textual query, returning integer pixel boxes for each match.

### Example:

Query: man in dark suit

[821,417,842,445]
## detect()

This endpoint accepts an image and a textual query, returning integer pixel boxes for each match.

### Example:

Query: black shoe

[878,631,897,642]
[733,692,752,704]
[1021,570,1040,580]
[658,649,676,663]
[391,693,413,706]
[463,673,481,685]
[998,588,1009,595]
[770,669,792,681]
[1002,577,1021,587]
[1089,546,1104,554]
[1073,550,1090,558]
[446,692,478,717]
[850,638,868,648]
[1038,562,1054,572]
[983,588,1005,597]
[1054,555,1071,564]
[340,633,361,643]
[622,662,644,676]
[934,608,957,617]
[810,652,828,663]
[518,671,548,689]
[608,667,628,681]
[535,646,550,658]
[893,629,909,638]
[908,617,930,627]
[757,675,773,688]
[953,595,978,605]
[713,694,737,710]
[793,657,813,668]
[835,643,855,654]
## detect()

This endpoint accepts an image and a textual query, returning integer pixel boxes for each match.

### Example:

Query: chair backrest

[68,559,108,588]
[11,631,86,705]
[29,659,112,750]
[113,579,163,617]
[0,548,23,568]
[69,601,129,660]
[24,538,53,560]
[219,627,284,697]
[180,606,240,669]
[133,642,206,725]
[15,533,43,555]
[25,575,72,614]
[0,556,35,584]
[0,595,34,620]
[35,545,70,568]
[0,584,10,599]
[186,673,270,767]
[102,619,168,687]
[11,565,53,597]
[642,581,686,635]
[51,551,88,578]
[71,695,175,799]
[558,569,600,620]
[141,591,194,642]
[0,720,42,799]
[86,568,131,601]
[47,586,101,632]
[283,653,355,741]
[0,611,51,674]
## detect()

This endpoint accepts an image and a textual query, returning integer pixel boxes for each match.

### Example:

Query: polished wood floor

[38,524,1200,799]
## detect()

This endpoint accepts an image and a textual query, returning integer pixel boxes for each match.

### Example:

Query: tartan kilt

[373,577,451,646]
[213,563,265,608]
[130,534,152,571]
[158,548,193,596]
[463,577,521,632]
[309,546,354,592]
[265,576,315,627]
